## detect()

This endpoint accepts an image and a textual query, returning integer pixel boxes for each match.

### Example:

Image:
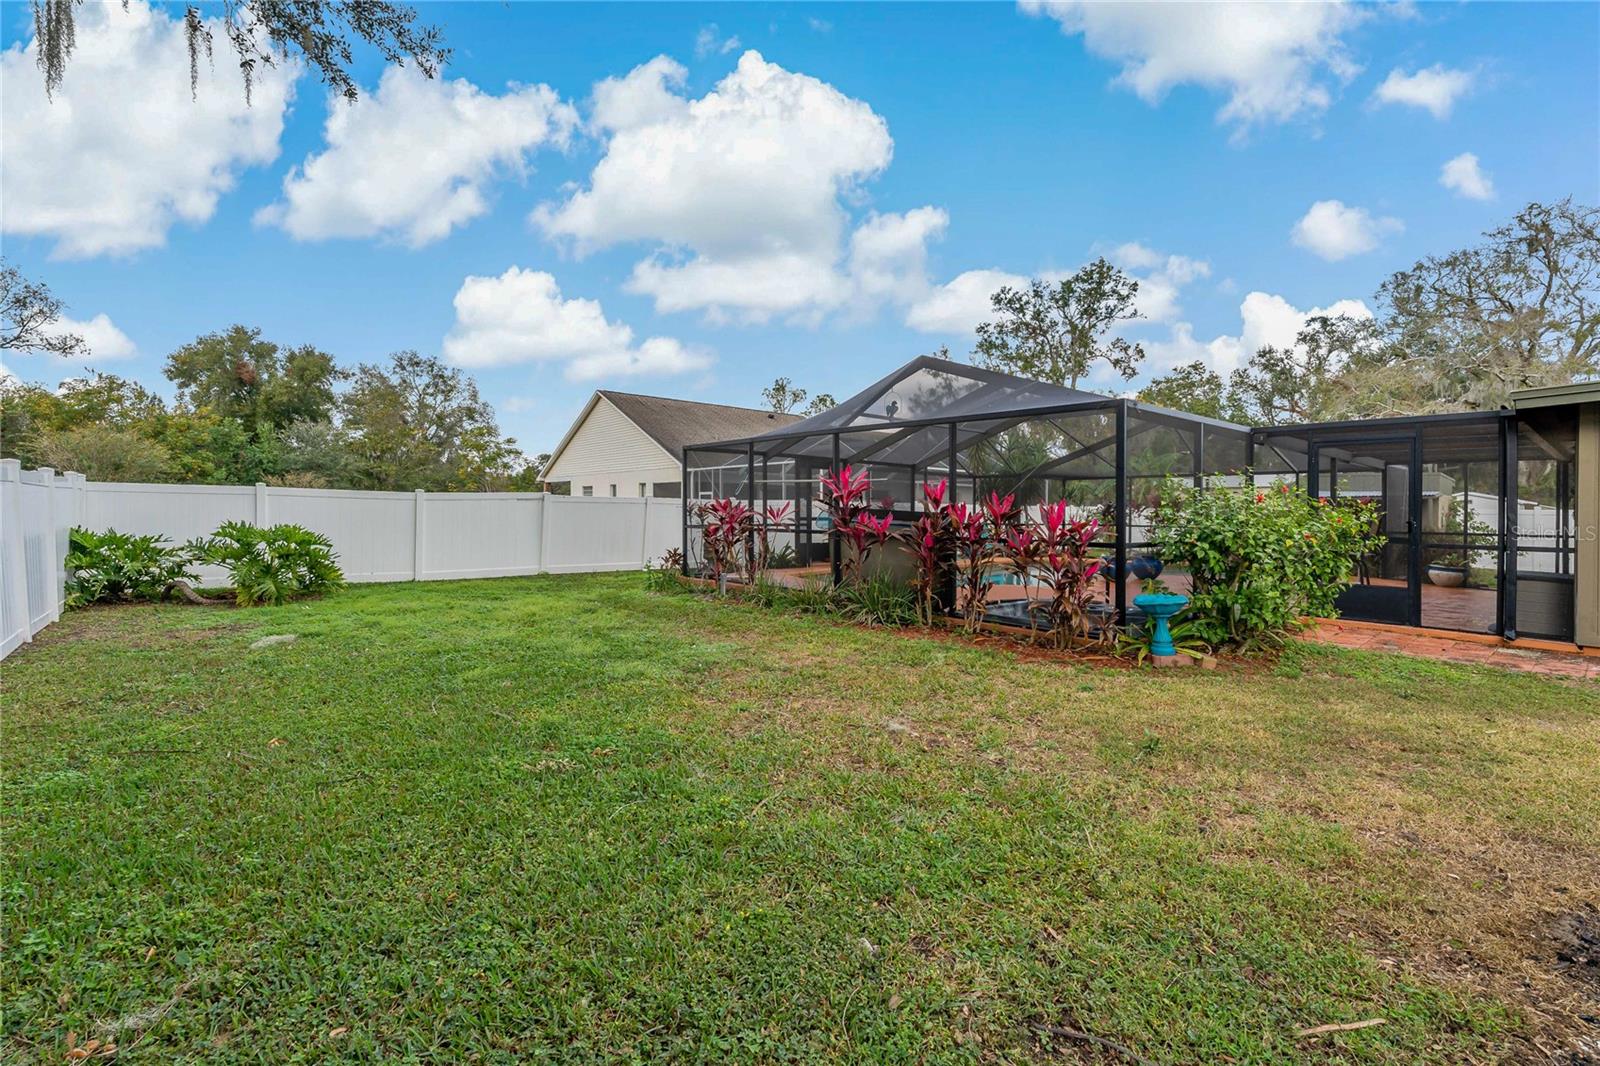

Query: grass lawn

[4,574,1597,1064]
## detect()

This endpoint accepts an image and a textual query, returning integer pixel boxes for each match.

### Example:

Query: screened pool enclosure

[683,357,1591,644]
[682,357,1253,631]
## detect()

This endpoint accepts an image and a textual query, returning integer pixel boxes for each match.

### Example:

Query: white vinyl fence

[0,460,682,660]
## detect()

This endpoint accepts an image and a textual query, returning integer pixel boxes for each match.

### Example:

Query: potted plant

[1426,495,1492,588]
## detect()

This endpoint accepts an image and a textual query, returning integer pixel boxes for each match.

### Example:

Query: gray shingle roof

[599,391,802,460]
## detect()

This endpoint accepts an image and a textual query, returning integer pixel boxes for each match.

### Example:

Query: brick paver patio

[1303,619,1600,680]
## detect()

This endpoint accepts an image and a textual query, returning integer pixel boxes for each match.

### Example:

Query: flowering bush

[1151,478,1384,648]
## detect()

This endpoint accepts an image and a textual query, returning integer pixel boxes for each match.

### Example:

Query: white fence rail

[0,461,682,660]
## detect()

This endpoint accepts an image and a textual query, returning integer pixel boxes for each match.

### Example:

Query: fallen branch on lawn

[165,580,222,606]
[1028,1022,1158,1066]
[1297,1018,1386,1037]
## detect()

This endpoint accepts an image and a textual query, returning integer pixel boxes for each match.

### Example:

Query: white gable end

[544,395,680,494]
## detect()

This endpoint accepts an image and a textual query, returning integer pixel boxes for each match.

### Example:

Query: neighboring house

[543,391,801,498]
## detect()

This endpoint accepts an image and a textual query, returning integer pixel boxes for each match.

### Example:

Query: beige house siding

[1577,402,1599,647]
[543,396,681,497]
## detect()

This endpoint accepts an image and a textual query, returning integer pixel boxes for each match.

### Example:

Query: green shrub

[643,549,684,593]
[1150,478,1384,649]
[189,522,344,607]
[64,527,196,608]
[835,574,919,627]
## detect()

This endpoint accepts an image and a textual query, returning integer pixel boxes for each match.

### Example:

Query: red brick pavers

[1304,621,1600,680]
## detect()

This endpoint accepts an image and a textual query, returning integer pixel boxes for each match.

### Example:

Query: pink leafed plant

[1030,500,1104,648]
[820,464,886,584]
[697,497,753,585]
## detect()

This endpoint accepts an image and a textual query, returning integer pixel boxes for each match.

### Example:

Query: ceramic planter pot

[1426,565,1468,588]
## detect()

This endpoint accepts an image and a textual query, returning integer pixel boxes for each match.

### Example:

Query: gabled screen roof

[709,356,1109,448]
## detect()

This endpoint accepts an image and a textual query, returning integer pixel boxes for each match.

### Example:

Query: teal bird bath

[1132,592,1189,657]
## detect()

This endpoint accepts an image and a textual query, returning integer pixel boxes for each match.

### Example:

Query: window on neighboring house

[638,482,647,497]
[609,484,617,497]
[652,482,682,499]
[581,486,593,497]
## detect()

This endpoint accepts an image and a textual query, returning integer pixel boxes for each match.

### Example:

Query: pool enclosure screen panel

[1418,419,1505,634]
[1259,413,1513,636]
[1311,434,1418,627]
[683,355,1568,642]
[1513,407,1579,640]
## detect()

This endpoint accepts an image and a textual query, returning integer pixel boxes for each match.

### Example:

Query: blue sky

[3,1,1597,455]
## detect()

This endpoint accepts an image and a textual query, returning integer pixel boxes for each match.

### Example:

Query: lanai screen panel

[1515,406,1578,640]
[1419,417,1504,634]
[683,446,749,575]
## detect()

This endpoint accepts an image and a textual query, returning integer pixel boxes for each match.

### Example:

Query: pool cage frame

[681,357,1580,642]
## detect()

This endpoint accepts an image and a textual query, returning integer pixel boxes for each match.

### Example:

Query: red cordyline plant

[947,501,995,632]
[905,479,954,625]
[820,464,892,584]
[697,498,753,585]
[753,501,793,575]
[1030,500,1104,649]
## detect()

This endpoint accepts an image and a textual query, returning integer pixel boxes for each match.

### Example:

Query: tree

[1,260,86,359]
[31,0,447,103]
[28,424,171,482]
[1,373,167,467]
[340,351,521,491]
[1372,199,1600,411]
[165,326,343,437]
[276,419,356,486]
[762,377,807,414]
[974,259,1145,389]
[1138,362,1235,422]
[802,393,836,416]
[1228,315,1382,425]
[507,453,552,492]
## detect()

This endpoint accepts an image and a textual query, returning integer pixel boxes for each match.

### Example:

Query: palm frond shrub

[189,522,344,607]
[64,527,196,607]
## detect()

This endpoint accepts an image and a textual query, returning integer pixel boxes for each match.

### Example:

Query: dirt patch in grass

[1334,804,1600,1057]
[17,605,242,652]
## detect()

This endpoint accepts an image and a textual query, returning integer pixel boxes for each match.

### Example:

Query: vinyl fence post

[536,493,550,575]
[255,482,268,525]
[37,464,60,624]
[1,460,31,653]
[414,489,426,581]
[639,496,651,567]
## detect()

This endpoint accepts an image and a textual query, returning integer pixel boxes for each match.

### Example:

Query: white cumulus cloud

[1371,64,1474,119]
[1020,0,1365,134]
[257,67,576,246]
[52,314,138,360]
[1,0,295,258]
[590,56,689,134]
[1291,199,1403,261]
[905,269,1030,334]
[907,243,1211,336]
[1440,152,1495,200]
[441,266,709,382]
[848,207,951,306]
[1108,243,1211,322]
[535,51,912,323]
[1146,290,1373,376]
